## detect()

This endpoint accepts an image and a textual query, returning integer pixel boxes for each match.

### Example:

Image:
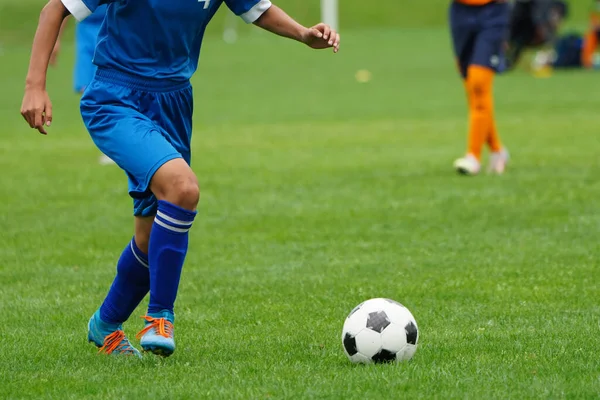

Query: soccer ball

[341,298,419,364]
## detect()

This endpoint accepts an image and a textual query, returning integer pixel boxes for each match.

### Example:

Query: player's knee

[162,176,200,210]
[151,159,200,210]
[466,78,488,97]
[174,178,200,210]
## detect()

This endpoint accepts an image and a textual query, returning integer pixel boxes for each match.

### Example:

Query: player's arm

[253,5,340,52]
[21,0,70,134]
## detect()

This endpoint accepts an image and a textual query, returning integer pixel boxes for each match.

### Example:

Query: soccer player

[450,0,510,176]
[21,0,339,357]
[51,6,115,165]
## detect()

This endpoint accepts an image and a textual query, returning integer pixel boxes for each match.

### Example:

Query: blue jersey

[80,3,106,26]
[62,0,271,82]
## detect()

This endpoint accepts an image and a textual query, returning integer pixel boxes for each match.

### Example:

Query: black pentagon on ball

[405,321,418,345]
[371,349,396,363]
[366,311,391,333]
[343,333,358,356]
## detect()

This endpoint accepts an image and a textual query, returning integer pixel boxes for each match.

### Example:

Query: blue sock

[148,200,197,314]
[100,238,150,324]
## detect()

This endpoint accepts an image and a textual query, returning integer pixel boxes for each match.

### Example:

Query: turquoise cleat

[87,310,142,358]
[136,310,176,357]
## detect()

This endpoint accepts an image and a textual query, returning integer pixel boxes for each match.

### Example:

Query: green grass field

[1,11,600,400]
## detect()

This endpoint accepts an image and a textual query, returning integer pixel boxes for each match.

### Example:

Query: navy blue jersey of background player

[62,0,272,217]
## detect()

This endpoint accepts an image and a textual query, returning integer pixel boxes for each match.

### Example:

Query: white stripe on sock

[154,218,190,233]
[130,241,149,268]
[157,210,193,227]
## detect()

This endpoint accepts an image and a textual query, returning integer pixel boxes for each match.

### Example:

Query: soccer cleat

[488,148,509,175]
[453,154,481,176]
[87,311,142,357]
[136,311,175,357]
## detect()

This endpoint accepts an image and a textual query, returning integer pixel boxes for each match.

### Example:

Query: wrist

[25,78,46,90]
[298,27,311,44]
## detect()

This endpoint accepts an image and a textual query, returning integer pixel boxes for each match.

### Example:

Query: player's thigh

[151,86,194,165]
[449,2,477,78]
[472,3,510,72]
[81,79,183,199]
[74,22,100,93]
[471,25,508,73]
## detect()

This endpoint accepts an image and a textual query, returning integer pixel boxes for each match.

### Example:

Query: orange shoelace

[136,316,173,339]
[98,330,135,355]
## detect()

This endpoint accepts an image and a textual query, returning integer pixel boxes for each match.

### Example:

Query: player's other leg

[449,2,482,175]
[87,221,152,358]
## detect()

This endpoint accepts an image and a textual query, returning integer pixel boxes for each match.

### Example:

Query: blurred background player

[450,0,510,176]
[528,0,600,71]
[51,4,114,165]
[506,0,569,70]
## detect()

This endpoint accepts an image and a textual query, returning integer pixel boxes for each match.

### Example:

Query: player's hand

[21,87,52,135]
[302,23,340,53]
[49,39,61,67]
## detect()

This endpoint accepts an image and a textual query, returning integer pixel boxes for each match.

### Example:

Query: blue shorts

[74,6,105,93]
[449,1,510,78]
[80,69,193,217]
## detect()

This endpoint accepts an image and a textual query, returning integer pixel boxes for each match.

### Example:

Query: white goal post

[321,0,339,31]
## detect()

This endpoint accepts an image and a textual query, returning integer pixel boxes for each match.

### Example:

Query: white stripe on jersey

[61,0,92,21]
[241,0,272,24]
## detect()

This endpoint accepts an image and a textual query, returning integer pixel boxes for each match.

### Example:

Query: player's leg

[94,217,153,334]
[449,2,482,175]
[134,86,197,357]
[134,160,198,357]
[472,2,510,174]
[88,222,151,357]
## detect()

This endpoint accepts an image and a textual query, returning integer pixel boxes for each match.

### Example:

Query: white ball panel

[380,323,407,353]
[349,352,372,364]
[397,344,418,361]
[355,328,382,358]
[359,298,390,314]
[384,302,413,326]
[342,309,368,337]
